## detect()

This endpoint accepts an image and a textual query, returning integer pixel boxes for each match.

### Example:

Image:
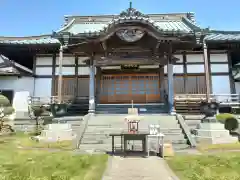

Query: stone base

[36,123,76,142]
[195,122,239,145]
[15,111,29,119]
[196,136,238,144]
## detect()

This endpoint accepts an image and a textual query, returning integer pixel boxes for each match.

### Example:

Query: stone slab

[197,129,230,137]
[196,136,238,144]
[46,123,72,130]
[12,91,30,119]
[37,123,76,142]
[41,129,75,141]
[197,123,225,130]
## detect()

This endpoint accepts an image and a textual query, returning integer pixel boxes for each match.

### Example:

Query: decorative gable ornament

[116,28,145,42]
[119,2,149,18]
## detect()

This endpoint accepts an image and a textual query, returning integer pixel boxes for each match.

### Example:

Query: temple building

[0,5,240,114]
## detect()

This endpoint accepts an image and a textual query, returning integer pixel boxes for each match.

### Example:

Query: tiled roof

[205,31,240,42]
[0,54,33,75]
[0,36,59,45]
[59,16,196,36]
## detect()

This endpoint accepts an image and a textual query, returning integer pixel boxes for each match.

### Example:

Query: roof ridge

[209,30,240,34]
[55,18,76,33]
[65,12,191,18]
[181,17,202,31]
[0,35,52,40]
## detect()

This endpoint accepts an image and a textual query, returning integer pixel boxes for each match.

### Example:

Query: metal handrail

[175,94,240,105]
[176,114,197,148]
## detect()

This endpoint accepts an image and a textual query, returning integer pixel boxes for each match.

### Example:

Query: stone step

[79,143,190,152]
[81,138,187,145]
[82,133,185,140]
[84,127,182,133]
[86,124,181,129]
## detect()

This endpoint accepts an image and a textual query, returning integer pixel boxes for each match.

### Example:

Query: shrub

[0,95,10,106]
[224,117,239,132]
[216,113,235,124]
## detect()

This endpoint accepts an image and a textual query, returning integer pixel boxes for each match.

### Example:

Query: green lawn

[197,142,240,152]
[167,153,240,180]
[0,133,108,180]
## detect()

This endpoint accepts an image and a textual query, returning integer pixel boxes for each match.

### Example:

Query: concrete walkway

[102,156,179,180]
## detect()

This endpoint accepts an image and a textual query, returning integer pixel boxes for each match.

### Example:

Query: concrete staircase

[78,114,190,153]
[183,115,203,131]
[96,104,168,114]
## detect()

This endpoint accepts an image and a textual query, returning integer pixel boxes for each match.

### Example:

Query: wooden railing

[28,95,74,105]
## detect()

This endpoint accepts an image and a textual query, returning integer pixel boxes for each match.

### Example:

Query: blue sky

[1,0,240,36]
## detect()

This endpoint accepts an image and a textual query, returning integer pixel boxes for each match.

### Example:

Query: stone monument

[12,91,30,119]
[195,122,238,144]
[33,123,76,142]
[195,101,238,144]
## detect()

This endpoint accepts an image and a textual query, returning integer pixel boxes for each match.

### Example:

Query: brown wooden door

[100,73,160,104]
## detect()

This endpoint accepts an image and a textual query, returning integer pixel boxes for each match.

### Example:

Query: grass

[167,153,240,180]
[2,132,75,150]
[0,133,108,180]
[197,142,240,152]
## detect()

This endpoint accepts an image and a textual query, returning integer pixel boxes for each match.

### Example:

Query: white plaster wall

[211,64,229,73]
[0,76,34,96]
[186,54,204,62]
[55,67,75,75]
[210,54,228,62]
[35,67,52,75]
[187,64,205,73]
[164,64,184,73]
[36,56,52,65]
[56,56,75,65]
[33,78,52,97]
[211,75,231,101]
[78,67,97,75]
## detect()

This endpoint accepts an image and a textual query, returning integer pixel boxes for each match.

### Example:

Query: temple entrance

[100,73,161,104]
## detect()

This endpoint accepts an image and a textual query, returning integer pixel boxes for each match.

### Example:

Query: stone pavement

[102,156,179,180]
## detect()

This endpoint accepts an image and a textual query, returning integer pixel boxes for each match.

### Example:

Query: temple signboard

[120,64,139,70]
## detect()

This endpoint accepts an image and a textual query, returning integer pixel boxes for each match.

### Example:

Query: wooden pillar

[96,66,101,104]
[167,44,175,114]
[57,45,63,103]
[88,54,96,113]
[203,41,211,102]
[32,55,37,96]
[159,65,164,102]
[74,55,79,97]
[183,52,187,93]
[228,51,236,94]
[51,53,56,96]
[207,51,212,93]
